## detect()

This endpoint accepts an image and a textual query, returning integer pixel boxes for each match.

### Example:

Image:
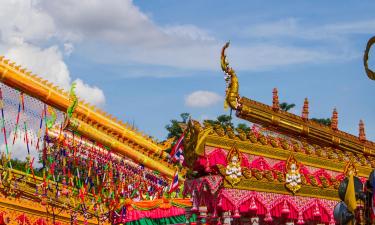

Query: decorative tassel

[249,196,257,211]
[264,211,273,222]
[217,197,222,208]
[313,202,321,217]
[297,212,305,224]
[281,200,290,214]
[329,215,336,225]
[233,209,241,218]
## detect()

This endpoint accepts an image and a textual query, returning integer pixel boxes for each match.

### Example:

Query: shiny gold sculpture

[285,154,302,194]
[217,146,251,186]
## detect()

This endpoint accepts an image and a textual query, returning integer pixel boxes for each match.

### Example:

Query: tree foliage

[279,102,296,112]
[203,114,250,132]
[236,123,251,132]
[311,118,331,126]
[278,102,331,126]
[165,113,190,140]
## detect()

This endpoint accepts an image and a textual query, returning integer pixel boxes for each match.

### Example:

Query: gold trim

[224,179,339,201]
[205,135,373,177]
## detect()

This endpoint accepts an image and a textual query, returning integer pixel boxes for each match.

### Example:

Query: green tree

[217,114,233,128]
[203,114,233,128]
[203,119,219,127]
[165,113,190,139]
[311,118,331,126]
[236,123,251,132]
[279,102,296,112]
[180,113,190,123]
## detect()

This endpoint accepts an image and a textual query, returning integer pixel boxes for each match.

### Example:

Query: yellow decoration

[285,154,302,194]
[345,173,357,213]
[218,146,250,186]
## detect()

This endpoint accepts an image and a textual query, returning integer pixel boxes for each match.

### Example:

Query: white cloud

[162,25,215,41]
[243,18,375,41]
[74,79,106,107]
[185,91,222,108]
[6,44,71,89]
[1,0,373,79]
[1,130,41,168]
[228,45,340,71]
[63,43,74,56]
[40,0,168,45]
[0,0,55,44]
[0,0,106,107]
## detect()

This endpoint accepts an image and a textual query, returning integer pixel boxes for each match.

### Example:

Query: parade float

[0,34,374,225]
[182,42,375,225]
[0,57,193,225]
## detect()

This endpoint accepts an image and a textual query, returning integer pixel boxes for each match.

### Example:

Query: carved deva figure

[285,154,302,194]
[218,146,250,186]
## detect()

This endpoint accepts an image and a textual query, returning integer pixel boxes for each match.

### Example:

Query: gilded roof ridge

[0,56,172,164]
[220,43,375,156]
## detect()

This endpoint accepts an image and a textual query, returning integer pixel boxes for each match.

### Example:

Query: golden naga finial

[221,42,240,110]
[331,108,338,130]
[359,120,366,142]
[364,36,375,80]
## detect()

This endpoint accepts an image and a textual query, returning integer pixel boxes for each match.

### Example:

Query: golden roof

[0,56,183,180]
[220,42,375,157]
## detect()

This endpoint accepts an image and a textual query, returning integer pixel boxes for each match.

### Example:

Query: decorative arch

[314,169,332,186]
[0,211,6,225]
[272,161,285,173]
[33,218,47,225]
[270,197,299,219]
[207,148,227,167]
[238,194,267,215]
[251,157,271,171]
[16,214,31,225]
[302,200,331,223]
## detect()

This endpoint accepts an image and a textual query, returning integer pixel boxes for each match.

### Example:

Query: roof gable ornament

[302,98,309,121]
[272,88,279,112]
[331,108,338,131]
[359,120,366,142]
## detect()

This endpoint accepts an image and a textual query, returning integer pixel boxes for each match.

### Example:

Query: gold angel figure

[218,146,250,186]
[285,154,302,194]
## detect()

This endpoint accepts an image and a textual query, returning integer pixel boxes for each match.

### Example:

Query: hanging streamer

[0,89,10,168]
[12,93,22,145]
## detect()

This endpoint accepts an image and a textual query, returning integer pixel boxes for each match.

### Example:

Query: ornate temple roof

[0,56,183,180]
[220,42,375,157]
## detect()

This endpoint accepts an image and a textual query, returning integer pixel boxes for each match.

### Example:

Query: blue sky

[1,0,374,141]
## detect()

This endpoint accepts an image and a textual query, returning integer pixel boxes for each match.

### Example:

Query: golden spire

[331,108,338,130]
[359,120,366,142]
[272,88,279,112]
[301,98,309,120]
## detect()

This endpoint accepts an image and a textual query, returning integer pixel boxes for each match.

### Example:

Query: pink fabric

[208,149,227,167]
[205,148,251,168]
[184,176,223,195]
[303,201,331,223]
[270,200,298,219]
[124,207,186,222]
[313,169,332,185]
[221,196,267,215]
[272,161,285,173]
[190,186,337,223]
[251,157,271,170]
